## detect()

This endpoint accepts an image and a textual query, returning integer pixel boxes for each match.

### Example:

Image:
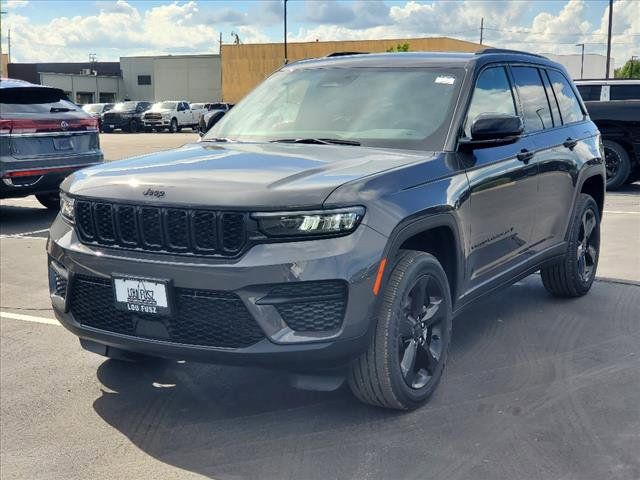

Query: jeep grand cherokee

[48,50,605,410]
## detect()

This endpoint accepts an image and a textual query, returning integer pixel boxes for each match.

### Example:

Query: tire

[35,192,60,210]
[541,193,600,298]
[348,250,452,410]
[603,140,631,190]
[169,118,178,133]
[128,119,139,133]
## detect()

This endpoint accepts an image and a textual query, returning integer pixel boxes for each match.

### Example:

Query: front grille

[75,199,247,257]
[69,275,265,348]
[102,113,122,123]
[262,281,347,332]
[144,113,163,120]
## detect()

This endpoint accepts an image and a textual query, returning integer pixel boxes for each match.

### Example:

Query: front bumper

[47,216,388,368]
[143,118,170,127]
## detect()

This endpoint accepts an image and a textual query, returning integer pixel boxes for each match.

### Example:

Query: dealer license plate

[113,277,171,316]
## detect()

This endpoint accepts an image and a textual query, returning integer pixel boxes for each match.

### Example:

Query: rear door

[461,65,539,290]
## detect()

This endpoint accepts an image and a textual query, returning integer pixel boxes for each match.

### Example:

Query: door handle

[563,137,578,150]
[517,149,534,163]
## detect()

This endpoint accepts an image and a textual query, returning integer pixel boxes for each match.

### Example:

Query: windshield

[153,101,177,110]
[82,104,103,113]
[206,67,462,150]
[113,102,138,111]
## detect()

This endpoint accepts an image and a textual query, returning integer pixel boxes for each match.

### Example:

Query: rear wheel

[603,140,631,190]
[348,251,452,410]
[35,192,60,210]
[541,193,600,297]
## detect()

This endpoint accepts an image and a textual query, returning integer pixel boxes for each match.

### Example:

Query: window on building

[464,66,517,137]
[137,75,151,86]
[99,92,116,103]
[547,70,585,124]
[75,92,94,105]
[511,66,553,133]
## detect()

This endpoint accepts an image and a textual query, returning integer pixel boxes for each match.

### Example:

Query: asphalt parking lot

[1,134,639,480]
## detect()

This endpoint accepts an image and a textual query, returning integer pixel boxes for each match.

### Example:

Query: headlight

[253,207,364,238]
[60,193,75,223]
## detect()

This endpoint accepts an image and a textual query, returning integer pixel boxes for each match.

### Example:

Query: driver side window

[464,67,517,137]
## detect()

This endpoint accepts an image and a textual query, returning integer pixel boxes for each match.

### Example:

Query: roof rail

[325,51,368,57]
[475,48,547,59]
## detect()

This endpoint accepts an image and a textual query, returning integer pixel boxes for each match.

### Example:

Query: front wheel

[348,251,452,410]
[169,118,178,133]
[35,192,60,210]
[541,193,600,297]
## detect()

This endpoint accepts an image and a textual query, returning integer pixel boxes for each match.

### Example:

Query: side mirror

[460,113,524,147]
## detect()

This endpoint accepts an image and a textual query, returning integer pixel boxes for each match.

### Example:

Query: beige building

[1,53,8,78]
[39,72,124,104]
[221,36,485,103]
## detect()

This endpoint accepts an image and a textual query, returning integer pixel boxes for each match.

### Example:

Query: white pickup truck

[142,101,200,133]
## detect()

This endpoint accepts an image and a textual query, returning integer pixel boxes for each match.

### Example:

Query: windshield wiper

[50,107,76,113]
[270,138,361,146]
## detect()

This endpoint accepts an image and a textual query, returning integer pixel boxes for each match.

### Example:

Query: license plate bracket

[53,136,73,151]
[112,275,172,316]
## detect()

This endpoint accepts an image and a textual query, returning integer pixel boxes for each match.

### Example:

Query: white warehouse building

[546,53,615,80]
[120,54,221,103]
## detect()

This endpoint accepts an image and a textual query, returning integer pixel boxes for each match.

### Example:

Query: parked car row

[78,100,233,134]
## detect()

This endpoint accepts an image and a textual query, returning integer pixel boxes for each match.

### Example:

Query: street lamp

[576,43,585,80]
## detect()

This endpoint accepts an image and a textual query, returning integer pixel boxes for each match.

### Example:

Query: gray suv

[48,50,605,410]
[1,79,103,208]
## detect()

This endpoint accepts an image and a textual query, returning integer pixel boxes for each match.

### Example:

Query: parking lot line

[0,311,59,326]
[603,210,640,215]
[0,228,50,239]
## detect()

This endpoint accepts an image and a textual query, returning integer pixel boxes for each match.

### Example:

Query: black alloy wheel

[399,275,445,390]
[576,208,599,284]
[603,140,631,189]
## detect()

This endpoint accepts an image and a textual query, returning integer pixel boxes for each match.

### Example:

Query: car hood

[64,142,431,208]
[146,108,172,114]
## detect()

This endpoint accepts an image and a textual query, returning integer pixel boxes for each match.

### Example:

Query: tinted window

[610,85,640,100]
[511,66,553,133]
[137,75,151,86]
[541,70,561,127]
[547,70,584,124]
[0,87,78,114]
[464,67,516,137]
[577,85,602,101]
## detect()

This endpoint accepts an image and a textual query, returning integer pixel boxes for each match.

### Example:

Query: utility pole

[219,31,223,101]
[7,27,10,63]
[479,17,484,45]
[605,0,613,79]
[283,0,288,64]
[0,9,7,77]
[576,43,585,79]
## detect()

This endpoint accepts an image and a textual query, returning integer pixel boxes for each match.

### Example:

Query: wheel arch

[381,213,464,307]
[579,173,605,216]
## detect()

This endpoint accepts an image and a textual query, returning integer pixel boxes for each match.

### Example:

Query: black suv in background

[575,79,640,188]
[49,50,605,410]
[101,101,152,133]
[0,79,103,208]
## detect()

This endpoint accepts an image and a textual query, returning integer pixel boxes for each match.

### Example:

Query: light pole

[576,43,585,79]
[283,0,288,64]
[605,0,613,79]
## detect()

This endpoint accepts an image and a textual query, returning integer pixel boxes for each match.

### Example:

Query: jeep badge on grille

[143,188,165,198]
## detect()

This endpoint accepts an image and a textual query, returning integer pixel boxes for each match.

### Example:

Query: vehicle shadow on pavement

[0,204,57,237]
[91,277,640,480]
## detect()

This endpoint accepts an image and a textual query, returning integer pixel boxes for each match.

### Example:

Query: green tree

[614,58,640,79]
[386,43,410,53]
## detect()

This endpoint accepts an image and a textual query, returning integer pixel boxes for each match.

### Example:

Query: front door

[459,65,539,292]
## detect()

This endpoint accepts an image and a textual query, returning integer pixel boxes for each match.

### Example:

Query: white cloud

[5,0,29,8]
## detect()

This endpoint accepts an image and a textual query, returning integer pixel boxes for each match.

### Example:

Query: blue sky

[2,0,638,65]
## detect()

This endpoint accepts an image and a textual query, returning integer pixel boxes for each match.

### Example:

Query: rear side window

[0,87,78,114]
[541,70,561,127]
[610,85,640,100]
[464,66,517,137]
[576,85,602,101]
[547,70,584,124]
[511,66,553,133]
